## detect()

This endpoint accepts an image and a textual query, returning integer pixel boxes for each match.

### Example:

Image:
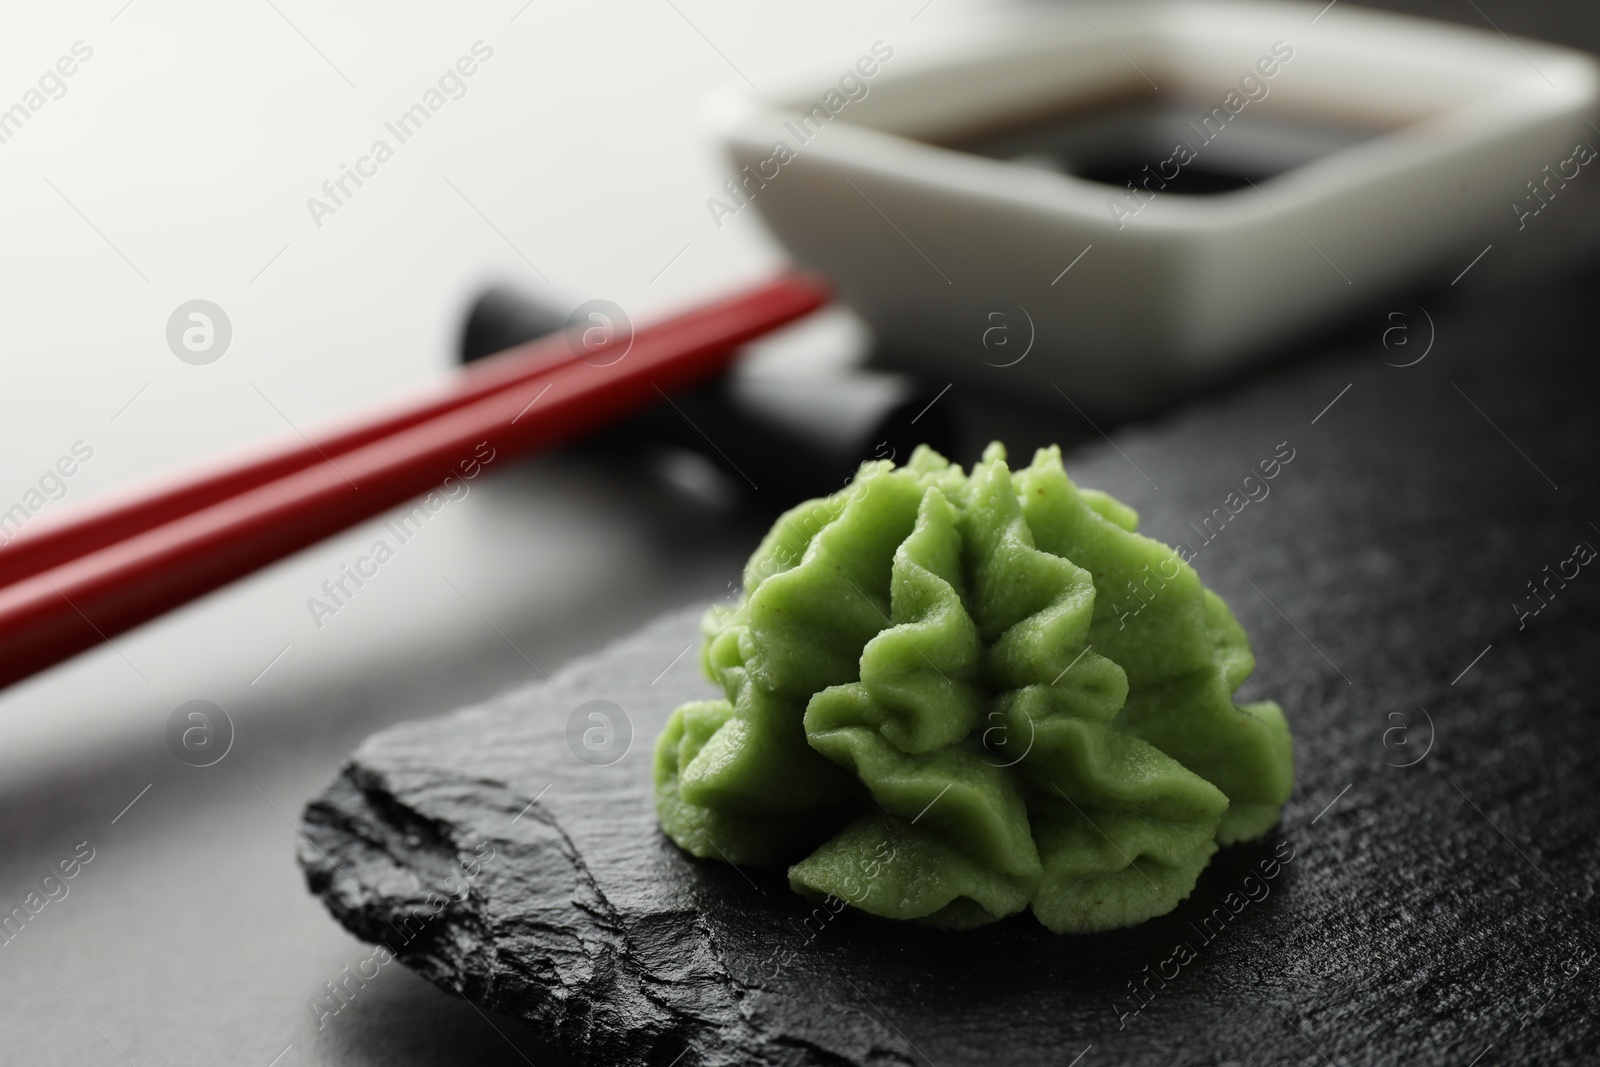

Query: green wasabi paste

[653,443,1292,933]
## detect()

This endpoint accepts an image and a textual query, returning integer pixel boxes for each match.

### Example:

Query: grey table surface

[1,0,1598,1065]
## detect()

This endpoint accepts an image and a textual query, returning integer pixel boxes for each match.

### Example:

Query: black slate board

[299,260,1600,1066]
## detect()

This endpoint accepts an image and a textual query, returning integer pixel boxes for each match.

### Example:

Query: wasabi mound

[653,444,1292,932]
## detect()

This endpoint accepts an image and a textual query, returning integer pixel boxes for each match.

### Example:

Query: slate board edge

[296,606,908,1067]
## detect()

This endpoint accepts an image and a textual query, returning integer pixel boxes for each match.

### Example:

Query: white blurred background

[0,0,998,772]
[0,2,994,1063]
[0,1,1591,1064]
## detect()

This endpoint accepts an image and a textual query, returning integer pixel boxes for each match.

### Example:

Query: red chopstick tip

[0,271,833,692]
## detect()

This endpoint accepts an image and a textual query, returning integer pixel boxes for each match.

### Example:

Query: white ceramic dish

[705,1,1600,409]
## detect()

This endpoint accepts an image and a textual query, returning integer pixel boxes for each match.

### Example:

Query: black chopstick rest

[459,286,956,501]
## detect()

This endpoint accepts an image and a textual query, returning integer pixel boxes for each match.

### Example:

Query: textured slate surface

[299,261,1600,1066]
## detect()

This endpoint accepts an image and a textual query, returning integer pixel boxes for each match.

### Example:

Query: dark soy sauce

[947,98,1376,194]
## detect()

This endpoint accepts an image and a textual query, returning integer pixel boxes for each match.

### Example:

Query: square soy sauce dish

[704,0,1599,410]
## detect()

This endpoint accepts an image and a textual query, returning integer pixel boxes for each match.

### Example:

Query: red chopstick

[0,275,820,590]
[0,271,828,690]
